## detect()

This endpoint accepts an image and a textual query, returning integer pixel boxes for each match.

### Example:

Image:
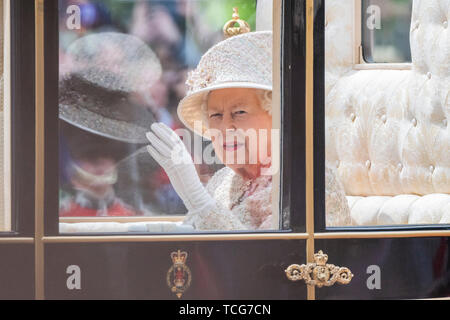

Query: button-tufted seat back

[326,0,450,225]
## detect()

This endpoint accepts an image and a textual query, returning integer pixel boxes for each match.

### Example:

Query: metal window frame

[0,0,36,239]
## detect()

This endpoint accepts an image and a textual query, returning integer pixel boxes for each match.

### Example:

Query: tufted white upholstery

[326,0,450,225]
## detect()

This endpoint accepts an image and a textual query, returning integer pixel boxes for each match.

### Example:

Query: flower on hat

[186,68,216,94]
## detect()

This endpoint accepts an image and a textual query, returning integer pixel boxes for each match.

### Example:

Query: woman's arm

[146,123,247,231]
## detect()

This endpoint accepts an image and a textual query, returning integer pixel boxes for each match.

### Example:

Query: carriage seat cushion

[348,194,450,226]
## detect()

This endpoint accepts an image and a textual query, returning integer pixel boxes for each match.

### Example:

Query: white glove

[146,122,214,212]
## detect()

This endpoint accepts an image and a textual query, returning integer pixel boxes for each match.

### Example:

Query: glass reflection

[0,0,10,231]
[362,0,413,63]
[58,0,280,233]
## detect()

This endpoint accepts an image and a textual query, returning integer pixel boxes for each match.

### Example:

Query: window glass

[0,0,11,232]
[362,0,412,63]
[325,0,449,227]
[58,0,281,233]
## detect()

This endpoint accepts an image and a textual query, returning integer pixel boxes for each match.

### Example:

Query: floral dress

[183,165,351,231]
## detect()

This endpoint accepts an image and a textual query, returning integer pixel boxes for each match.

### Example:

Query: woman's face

[207,88,272,179]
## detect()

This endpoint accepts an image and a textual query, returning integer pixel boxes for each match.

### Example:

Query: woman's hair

[202,89,272,128]
[257,90,273,115]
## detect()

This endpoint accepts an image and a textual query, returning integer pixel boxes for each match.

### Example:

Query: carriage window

[58,0,282,234]
[362,0,412,63]
[0,0,11,232]
[325,0,449,227]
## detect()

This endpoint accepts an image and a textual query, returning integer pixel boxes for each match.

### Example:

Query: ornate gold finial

[285,250,354,288]
[223,7,251,38]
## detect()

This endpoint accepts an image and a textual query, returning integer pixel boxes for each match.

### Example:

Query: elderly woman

[146,30,350,231]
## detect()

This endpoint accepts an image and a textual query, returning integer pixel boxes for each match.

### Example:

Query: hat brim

[60,103,153,144]
[177,82,272,140]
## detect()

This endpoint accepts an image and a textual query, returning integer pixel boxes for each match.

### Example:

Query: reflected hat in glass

[177,8,273,139]
[59,32,162,144]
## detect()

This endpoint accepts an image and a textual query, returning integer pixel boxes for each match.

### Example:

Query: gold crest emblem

[285,251,353,288]
[167,250,192,298]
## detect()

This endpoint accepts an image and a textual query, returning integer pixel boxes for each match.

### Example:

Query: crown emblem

[171,250,188,265]
[314,251,328,266]
[223,7,251,38]
[167,250,192,298]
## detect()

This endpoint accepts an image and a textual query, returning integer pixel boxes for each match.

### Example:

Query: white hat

[177,30,273,139]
